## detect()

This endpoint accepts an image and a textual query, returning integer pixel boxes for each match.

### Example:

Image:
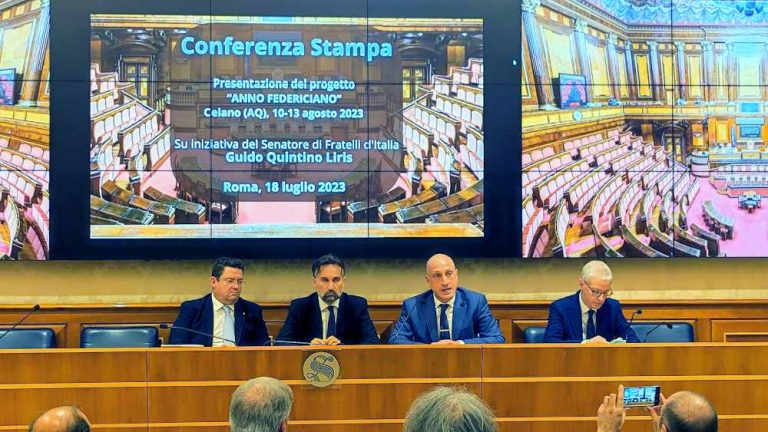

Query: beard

[322,290,339,304]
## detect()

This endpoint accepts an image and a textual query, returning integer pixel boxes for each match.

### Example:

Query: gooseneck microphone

[159,323,235,346]
[264,336,312,346]
[642,322,673,343]
[626,309,642,340]
[0,304,41,342]
[389,300,418,344]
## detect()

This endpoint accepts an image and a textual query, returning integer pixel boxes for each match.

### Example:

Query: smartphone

[623,385,660,407]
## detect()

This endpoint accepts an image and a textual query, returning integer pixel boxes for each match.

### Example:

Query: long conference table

[1,343,766,432]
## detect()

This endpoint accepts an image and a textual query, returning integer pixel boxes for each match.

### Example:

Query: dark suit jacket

[388,287,505,344]
[276,292,380,345]
[543,291,639,343]
[169,293,269,346]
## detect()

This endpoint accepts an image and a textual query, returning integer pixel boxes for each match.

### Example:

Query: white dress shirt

[211,295,236,347]
[433,294,456,339]
[579,293,596,341]
[317,295,341,339]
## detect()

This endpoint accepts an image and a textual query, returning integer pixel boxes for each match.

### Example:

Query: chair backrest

[523,326,546,343]
[631,323,694,343]
[0,328,56,349]
[81,326,160,348]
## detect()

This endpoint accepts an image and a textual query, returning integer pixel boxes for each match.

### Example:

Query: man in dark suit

[544,260,639,343]
[277,254,379,345]
[388,254,504,345]
[169,257,269,346]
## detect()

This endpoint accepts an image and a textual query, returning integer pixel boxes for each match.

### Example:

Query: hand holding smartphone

[623,385,660,407]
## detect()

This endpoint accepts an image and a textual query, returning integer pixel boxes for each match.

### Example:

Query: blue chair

[523,326,546,343]
[631,323,694,343]
[0,328,56,348]
[81,326,160,348]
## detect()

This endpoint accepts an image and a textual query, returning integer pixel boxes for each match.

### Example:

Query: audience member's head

[660,391,718,432]
[28,406,90,432]
[230,377,293,432]
[404,386,498,432]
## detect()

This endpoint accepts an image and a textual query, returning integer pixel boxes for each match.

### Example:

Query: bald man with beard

[28,406,90,432]
[388,253,504,345]
[597,385,718,432]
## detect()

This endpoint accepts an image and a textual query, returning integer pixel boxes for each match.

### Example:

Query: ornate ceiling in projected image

[581,0,768,25]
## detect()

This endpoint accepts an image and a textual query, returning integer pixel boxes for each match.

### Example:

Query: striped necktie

[439,304,451,340]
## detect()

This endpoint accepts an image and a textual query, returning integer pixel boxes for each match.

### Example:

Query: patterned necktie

[586,309,596,340]
[439,304,451,340]
[222,305,235,345]
[327,306,337,338]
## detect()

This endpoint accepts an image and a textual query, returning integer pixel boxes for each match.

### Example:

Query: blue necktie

[586,309,596,340]
[439,304,451,340]
[327,306,337,338]
[222,305,235,345]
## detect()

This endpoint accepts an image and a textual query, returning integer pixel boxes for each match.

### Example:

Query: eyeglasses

[581,279,613,298]
[429,270,457,280]
[217,277,245,286]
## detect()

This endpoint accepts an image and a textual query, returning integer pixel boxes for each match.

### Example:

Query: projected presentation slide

[89,15,484,239]
[0,0,50,261]
[521,0,768,258]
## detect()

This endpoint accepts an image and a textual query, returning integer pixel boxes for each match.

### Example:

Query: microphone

[159,323,236,346]
[389,300,418,344]
[0,304,41,342]
[642,322,673,343]
[626,309,642,340]
[264,336,312,346]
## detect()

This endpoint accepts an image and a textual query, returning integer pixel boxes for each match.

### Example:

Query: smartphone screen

[623,385,660,407]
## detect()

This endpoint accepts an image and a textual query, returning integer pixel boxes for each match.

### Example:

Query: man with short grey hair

[404,386,498,432]
[544,260,639,343]
[229,377,293,432]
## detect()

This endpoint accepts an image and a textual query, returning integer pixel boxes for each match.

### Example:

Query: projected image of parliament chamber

[89,16,484,239]
[0,0,49,260]
[522,0,768,258]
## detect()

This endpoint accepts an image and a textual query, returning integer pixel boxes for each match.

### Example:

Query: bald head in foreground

[597,385,717,432]
[28,406,90,432]
[404,386,498,432]
[657,391,718,432]
[388,253,504,344]
[230,377,294,432]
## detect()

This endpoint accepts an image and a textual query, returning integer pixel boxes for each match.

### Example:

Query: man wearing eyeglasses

[388,253,504,345]
[169,257,269,346]
[543,260,639,343]
[276,254,380,345]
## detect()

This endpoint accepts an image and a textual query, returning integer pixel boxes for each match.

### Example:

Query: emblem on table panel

[302,351,340,388]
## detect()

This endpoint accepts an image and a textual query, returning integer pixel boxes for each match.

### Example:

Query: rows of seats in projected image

[640,167,700,257]
[0,135,48,260]
[622,162,705,258]
[522,126,676,257]
[532,126,722,260]
[342,58,484,230]
[523,127,629,256]
[89,63,179,226]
